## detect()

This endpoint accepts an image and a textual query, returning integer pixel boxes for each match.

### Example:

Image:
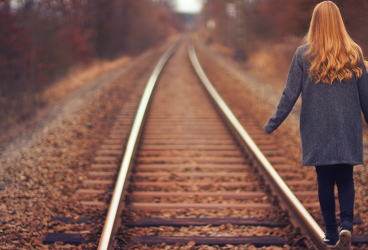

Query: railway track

[41,37,368,249]
[96,37,324,250]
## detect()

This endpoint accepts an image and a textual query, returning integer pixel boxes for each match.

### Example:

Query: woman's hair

[304,1,368,84]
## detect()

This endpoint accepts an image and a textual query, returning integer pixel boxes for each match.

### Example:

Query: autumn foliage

[258,0,368,46]
[0,0,182,130]
[200,0,368,63]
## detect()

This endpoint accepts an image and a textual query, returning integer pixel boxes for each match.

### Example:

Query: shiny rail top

[187,39,327,250]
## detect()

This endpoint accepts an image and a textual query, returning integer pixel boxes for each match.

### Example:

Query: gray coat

[264,44,368,166]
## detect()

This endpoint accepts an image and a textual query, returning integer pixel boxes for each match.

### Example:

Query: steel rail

[188,39,327,250]
[97,37,183,250]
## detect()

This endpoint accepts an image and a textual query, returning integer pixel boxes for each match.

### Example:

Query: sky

[174,0,204,13]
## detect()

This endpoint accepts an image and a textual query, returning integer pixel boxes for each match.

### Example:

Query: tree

[0,0,184,131]
[0,0,35,121]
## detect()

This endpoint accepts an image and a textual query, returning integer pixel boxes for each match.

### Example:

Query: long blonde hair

[304,1,368,84]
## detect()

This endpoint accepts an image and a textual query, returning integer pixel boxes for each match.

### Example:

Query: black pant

[315,164,354,239]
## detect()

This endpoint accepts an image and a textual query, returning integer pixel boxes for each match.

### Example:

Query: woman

[264,1,368,249]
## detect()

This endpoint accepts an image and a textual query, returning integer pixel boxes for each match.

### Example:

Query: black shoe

[323,236,338,248]
[336,229,351,250]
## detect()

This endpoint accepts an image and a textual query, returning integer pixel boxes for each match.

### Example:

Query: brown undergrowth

[42,57,131,103]
[0,56,131,149]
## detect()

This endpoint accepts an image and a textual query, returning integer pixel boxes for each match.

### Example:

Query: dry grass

[42,56,131,103]
[197,30,303,91]
[211,42,234,58]
[231,36,303,91]
[247,36,302,79]
[0,55,131,146]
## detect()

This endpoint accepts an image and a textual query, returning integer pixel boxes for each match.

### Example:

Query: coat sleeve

[357,60,368,125]
[264,49,303,134]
